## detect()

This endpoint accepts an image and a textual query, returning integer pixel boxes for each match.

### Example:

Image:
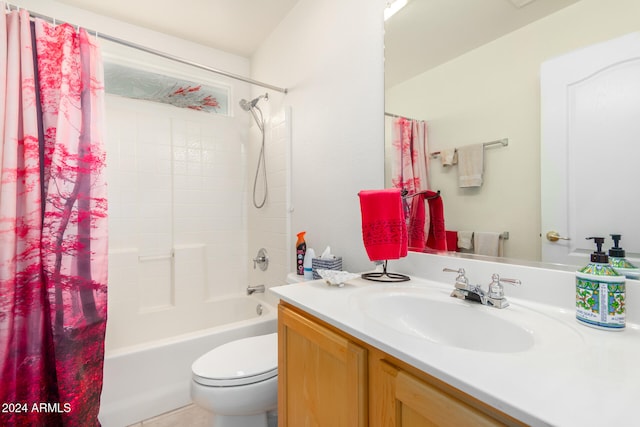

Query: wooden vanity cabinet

[278,303,368,426]
[370,356,508,426]
[278,301,525,427]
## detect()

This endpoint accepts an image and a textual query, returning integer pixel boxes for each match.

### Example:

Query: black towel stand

[360,188,439,283]
[401,189,441,200]
[361,260,410,282]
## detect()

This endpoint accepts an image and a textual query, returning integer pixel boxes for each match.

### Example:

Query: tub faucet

[247,284,265,295]
[443,268,521,309]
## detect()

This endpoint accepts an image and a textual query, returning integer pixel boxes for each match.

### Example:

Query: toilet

[191,333,278,427]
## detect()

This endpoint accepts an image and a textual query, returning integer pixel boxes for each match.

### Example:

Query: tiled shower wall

[105,95,248,352]
[247,106,292,297]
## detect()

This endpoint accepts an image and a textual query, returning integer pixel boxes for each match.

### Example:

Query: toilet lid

[192,333,278,387]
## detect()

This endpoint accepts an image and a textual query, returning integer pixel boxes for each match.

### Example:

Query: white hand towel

[457,231,474,250]
[457,143,484,187]
[440,148,458,167]
[473,232,503,257]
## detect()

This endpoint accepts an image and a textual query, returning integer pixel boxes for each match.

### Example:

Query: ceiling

[56,0,300,57]
[55,0,579,86]
[384,0,580,87]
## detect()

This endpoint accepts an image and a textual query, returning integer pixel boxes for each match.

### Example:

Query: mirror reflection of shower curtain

[390,117,431,249]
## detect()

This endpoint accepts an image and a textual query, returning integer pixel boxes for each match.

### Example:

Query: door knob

[546,231,570,242]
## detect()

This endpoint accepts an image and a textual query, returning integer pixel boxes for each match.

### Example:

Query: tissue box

[312,257,343,279]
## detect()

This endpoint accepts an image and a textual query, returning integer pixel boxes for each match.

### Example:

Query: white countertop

[270,276,640,427]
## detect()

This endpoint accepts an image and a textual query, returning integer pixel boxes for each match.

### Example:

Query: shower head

[239,98,252,111]
[239,93,268,111]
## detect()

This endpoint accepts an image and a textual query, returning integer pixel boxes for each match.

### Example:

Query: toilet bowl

[191,333,278,427]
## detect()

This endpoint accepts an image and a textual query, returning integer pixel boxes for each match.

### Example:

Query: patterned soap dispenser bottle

[575,237,625,330]
[608,234,640,279]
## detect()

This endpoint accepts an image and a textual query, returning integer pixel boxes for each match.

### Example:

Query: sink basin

[350,284,582,354]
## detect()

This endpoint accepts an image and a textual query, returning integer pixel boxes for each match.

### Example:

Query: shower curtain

[390,117,431,251]
[1,7,108,427]
[391,117,429,194]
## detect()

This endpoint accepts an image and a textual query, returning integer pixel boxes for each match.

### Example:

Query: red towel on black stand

[406,191,447,251]
[407,196,426,251]
[426,191,447,251]
[358,189,407,261]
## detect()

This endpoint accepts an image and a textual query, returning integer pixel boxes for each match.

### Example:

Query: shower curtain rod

[9,4,289,94]
[385,112,424,122]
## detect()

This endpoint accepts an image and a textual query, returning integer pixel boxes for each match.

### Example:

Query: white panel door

[541,33,640,266]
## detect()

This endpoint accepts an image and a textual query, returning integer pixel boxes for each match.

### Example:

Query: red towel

[446,230,458,252]
[426,191,447,251]
[358,189,407,261]
[406,191,447,251]
[407,196,426,251]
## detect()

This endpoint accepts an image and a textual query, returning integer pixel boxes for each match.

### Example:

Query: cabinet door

[278,304,367,427]
[376,360,503,427]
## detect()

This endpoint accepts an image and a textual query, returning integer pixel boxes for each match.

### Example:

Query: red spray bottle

[296,232,306,275]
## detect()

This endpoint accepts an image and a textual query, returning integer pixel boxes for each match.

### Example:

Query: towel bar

[430,138,508,158]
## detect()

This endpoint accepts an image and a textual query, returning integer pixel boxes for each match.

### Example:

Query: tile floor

[127,404,209,427]
[128,404,278,426]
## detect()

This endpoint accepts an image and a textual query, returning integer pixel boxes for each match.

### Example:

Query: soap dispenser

[608,234,640,279]
[576,237,625,330]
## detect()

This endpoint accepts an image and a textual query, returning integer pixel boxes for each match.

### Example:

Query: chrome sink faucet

[443,268,521,309]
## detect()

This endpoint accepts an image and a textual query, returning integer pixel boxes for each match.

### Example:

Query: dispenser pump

[609,234,626,258]
[576,237,625,331]
[607,233,639,279]
[586,237,608,263]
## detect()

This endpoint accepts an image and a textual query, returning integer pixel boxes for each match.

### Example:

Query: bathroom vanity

[278,301,520,426]
[271,252,640,426]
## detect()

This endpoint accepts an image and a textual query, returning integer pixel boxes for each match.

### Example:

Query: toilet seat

[192,333,277,387]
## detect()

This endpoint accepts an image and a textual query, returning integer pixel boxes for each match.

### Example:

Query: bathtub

[98,296,277,427]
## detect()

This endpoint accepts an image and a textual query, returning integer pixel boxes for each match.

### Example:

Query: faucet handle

[443,268,469,288]
[488,273,521,299]
[252,248,269,271]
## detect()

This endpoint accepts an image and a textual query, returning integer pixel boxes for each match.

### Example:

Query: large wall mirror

[384,0,640,268]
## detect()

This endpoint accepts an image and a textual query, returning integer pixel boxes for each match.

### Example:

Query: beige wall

[386,0,640,261]
[252,0,386,284]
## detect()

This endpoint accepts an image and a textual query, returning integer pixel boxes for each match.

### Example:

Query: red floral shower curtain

[391,117,431,250]
[1,7,107,427]
[391,117,430,195]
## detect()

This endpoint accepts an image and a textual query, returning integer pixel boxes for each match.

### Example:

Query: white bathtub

[98,296,277,427]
